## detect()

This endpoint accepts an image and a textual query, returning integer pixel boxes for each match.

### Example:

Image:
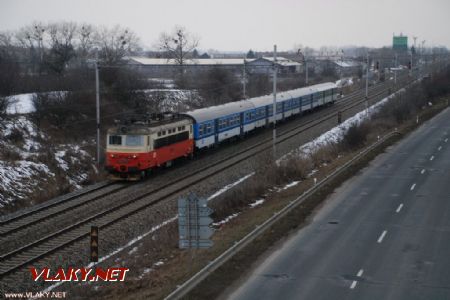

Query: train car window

[154,131,189,149]
[158,132,161,137]
[259,107,265,118]
[125,135,144,146]
[109,135,122,145]
[276,103,282,113]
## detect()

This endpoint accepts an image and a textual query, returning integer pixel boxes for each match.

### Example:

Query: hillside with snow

[0,115,95,210]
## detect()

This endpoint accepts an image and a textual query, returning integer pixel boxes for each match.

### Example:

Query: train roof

[247,82,337,107]
[184,100,254,123]
[107,115,191,135]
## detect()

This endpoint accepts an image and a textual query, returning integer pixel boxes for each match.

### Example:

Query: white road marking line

[396,203,404,213]
[410,183,416,191]
[445,138,448,143]
[430,156,434,161]
[350,269,364,289]
[438,146,442,151]
[421,169,425,174]
[377,230,388,243]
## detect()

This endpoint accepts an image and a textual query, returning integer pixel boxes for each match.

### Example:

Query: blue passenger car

[184,82,337,149]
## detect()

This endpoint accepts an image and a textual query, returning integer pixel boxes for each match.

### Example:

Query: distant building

[246,57,302,75]
[309,58,360,77]
[393,34,408,51]
[125,56,301,77]
[333,60,361,77]
[125,57,253,77]
[199,53,211,59]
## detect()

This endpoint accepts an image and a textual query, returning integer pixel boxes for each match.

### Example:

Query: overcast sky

[1,0,449,52]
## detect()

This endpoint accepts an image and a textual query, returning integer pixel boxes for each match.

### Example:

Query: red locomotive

[105,114,194,180]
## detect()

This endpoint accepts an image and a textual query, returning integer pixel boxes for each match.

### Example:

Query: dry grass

[309,143,340,168]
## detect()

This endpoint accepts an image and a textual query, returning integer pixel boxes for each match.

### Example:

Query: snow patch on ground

[154,260,164,267]
[207,172,255,201]
[128,246,138,255]
[212,213,240,227]
[0,161,55,206]
[0,116,93,207]
[6,93,35,114]
[249,199,265,208]
[141,89,202,112]
[278,89,404,163]
[5,91,68,115]
[279,181,300,191]
[138,267,153,279]
[335,77,354,88]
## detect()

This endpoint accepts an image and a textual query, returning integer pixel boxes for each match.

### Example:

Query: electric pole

[242,56,247,99]
[305,58,309,85]
[95,56,101,169]
[365,52,369,115]
[394,53,397,85]
[272,45,277,160]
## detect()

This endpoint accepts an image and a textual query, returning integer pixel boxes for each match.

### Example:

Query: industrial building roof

[126,57,255,66]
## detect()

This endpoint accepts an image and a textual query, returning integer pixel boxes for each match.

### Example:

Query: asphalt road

[228,107,450,300]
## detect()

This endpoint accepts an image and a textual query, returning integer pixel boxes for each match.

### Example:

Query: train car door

[214,119,219,145]
[240,112,244,136]
[265,106,269,127]
[299,97,303,115]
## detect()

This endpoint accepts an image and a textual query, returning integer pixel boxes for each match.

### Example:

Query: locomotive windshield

[125,135,144,146]
[109,135,122,145]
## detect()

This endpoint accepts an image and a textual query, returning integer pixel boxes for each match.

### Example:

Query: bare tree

[0,31,16,57]
[94,25,139,64]
[158,26,199,65]
[0,31,21,95]
[78,23,94,60]
[46,22,77,73]
[16,22,46,63]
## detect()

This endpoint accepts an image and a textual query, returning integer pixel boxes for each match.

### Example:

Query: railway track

[0,76,413,282]
[0,77,389,243]
[0,78,390,243]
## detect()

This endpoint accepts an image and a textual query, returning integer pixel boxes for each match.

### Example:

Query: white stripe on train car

[218,127,241,142]
[195,135,215,149]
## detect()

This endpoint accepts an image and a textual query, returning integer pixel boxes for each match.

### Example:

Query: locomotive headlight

[132,155,137,158]
[110,154,115,158]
